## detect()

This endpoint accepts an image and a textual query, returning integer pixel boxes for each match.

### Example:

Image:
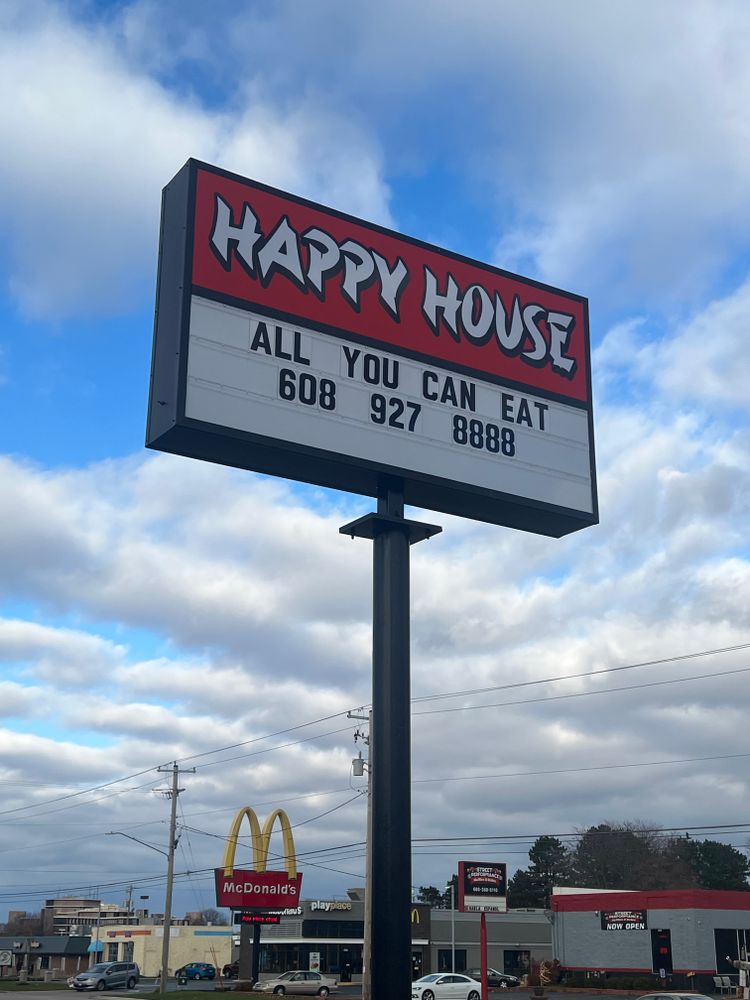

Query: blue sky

[1,0,749,922]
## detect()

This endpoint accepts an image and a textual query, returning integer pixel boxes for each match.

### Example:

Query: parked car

[465,968,521,988]
[175,962,216,981]
[222,961,239,979]
[411,973,481,1000]
[68,962,140,991]
[254,970,338,995]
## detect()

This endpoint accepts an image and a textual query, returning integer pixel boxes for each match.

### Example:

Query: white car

[412,973,481,1000]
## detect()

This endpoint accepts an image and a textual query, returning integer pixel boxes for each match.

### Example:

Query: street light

[445,882,455,973]
[107,831,171,993]
[106,832,168,858]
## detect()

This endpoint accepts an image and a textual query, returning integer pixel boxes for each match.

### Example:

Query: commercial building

[99,899,553,982]
[551,887,750,993]
[98,924,234,976]
[0,935,90,978]
[242,898,552,983]
[42,898,142,935]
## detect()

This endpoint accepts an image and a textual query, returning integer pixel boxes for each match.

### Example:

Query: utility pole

[156,763,195,994]
[349,710,372,1000]
[93,900,101,966]
[445,880,455,972]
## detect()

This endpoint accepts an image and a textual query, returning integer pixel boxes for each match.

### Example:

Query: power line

[2,816,748,902]
[412,664,750,717]
[411,641,750,704]
[412,751,750,785]
[413,821,750,842]
[192,725,359,771]
[176,710,354,766]
[2,747,748,856]
[2,640,745,823]
[0,770,161,819]
[0,795,369,901]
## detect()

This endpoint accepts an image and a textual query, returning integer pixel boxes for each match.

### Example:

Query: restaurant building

[551,887,750,993]
[244,896,552,982]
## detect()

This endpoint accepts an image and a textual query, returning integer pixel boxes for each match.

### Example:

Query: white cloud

[594,275,750,418]
[128,0,750,310]
[0,618,126,685]
[0,2,391,321]
[651,277,750,411]
[0,388,747,903]
[1,0,750,917]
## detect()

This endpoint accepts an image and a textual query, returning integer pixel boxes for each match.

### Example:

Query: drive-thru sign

[147,159,597,536]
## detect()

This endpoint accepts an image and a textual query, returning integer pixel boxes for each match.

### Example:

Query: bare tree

[3,912,44,935]
[192,907,227,926]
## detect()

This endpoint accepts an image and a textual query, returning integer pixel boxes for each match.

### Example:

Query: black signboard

[601,909,648,931]
[458,861,507,913]
[233,912,281,925]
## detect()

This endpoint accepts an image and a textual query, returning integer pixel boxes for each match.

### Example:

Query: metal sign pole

[341,478,441,1000]
[251,924,261,987]
[480,912,488,1000]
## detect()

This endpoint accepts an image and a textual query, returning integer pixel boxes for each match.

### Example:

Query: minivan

[68,962,140,991]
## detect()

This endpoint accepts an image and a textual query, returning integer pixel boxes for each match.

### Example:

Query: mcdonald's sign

[214,807,303,910]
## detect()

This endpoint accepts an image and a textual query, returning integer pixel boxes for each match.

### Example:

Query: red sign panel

[191,165,589,403]
[214,869,302,910]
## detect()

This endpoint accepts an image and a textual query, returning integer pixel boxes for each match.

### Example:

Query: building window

[438,949,466,973]
[504,950,530,976]
[40,956,50,970]
[715,929,750,973]
[301,920,365,939]
[123,943,134,962]
[107,944,118,963]
[259,943,362,976]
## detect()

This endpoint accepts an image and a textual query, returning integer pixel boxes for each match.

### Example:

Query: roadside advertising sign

[601,909,648,931]
[215,869,302,910]
[0,950,13,967]
[458,861,507,913]
[147,160,597,537]
[215,806,302,912]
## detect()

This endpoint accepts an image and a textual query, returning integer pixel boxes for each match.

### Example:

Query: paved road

[0,989,666,1000]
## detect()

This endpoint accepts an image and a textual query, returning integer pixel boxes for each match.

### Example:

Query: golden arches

[222,806,298,879]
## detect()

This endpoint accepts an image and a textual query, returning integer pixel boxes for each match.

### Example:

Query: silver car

[68,962,140,991]
[255,970,338,996]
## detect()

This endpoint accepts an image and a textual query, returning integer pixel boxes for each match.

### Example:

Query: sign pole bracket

[341,477,441,1000]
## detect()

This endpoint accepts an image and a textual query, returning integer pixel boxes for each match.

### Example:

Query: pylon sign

[458,860,507,913]
[215,807,303,910]
[147,159,597,537]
